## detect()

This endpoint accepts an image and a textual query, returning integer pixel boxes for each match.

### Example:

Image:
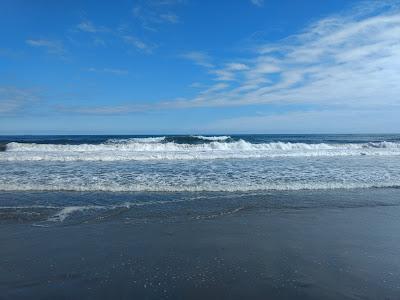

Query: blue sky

[1,0,400,134]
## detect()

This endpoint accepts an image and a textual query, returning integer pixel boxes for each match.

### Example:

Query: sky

[0,0,400,134]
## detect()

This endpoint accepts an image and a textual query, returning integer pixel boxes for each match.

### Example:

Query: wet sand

[1,191,400,299]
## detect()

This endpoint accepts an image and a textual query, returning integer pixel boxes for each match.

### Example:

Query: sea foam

[0,181,399,193]
[2,140,400,161]
[192,135,231,141]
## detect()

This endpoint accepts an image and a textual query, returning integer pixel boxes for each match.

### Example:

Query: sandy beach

[1,189,400,299]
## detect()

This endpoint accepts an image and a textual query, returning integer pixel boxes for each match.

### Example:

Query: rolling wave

[0,182,399,192]
[192,135,231,141]
[1,140,400,161]
[106,136,166,143]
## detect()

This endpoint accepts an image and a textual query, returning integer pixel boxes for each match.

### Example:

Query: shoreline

[1,189,400,299]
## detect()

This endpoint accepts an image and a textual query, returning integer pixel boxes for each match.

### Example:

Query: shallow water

[1,188,399,225]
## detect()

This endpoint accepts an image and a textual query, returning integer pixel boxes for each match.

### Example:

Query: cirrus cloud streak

[59,2,400,117]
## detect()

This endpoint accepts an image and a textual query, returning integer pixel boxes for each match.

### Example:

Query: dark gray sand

[1,190,400,299]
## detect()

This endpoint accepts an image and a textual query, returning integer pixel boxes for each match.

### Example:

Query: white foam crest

[2,140,400,161]
[106,136,166,143]
[48,206,99,222]
[193,135,231,141]
[0,181,399,193]
[46,198,195,222]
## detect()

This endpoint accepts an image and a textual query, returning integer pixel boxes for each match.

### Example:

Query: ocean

[1,134,400,192]
[1,134,400,222]
[1,134,400,299]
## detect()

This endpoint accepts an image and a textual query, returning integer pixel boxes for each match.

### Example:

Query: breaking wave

[192,135,231,141]
[106,137,166,143]
[1,139,400,161]
[0,182,399,193]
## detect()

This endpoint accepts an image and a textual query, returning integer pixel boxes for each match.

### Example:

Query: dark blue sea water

[1,133,400,146]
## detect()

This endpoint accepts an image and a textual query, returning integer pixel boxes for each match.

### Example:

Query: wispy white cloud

[210,62,250,81]
[200,83,230,95]
[189,82,203,88]
[77,21,109,33]
[176,2,400,109]
[226,63,249,71]
[86,67,129,75]
[181,51,214,68]
[26,39,65,55]
[77,21,96,33]
[159,12,179,23]
[123,35,156,53]
[73,19,114,47]
[250,0,264,7]
[210,69,236,81]
[59,1,400,124]
[204,109,400,133]
[74,2,183,54]
[133,0,183,30]
[74,17,159,54]
[0,87,39,114]
[56,104,140,115]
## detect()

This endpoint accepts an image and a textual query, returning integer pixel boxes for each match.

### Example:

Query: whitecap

[192,135,231,141]
[2,140,400,161]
